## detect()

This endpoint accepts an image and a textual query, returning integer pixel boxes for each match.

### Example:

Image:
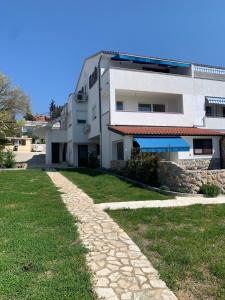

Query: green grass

[108,205,225,300]
[0,170,96,300]
[60,168,172,204]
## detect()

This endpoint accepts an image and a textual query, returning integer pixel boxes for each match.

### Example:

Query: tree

[49,99,63,120]
[0,73,30,147]
[24,112,35,121]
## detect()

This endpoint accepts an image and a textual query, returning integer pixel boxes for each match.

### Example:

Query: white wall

[116,91,182,113]
[178,136,220,159]
[109,68,225,128]
[205,117,225,131]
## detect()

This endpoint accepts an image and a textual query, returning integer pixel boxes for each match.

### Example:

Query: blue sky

[1,0,225,114]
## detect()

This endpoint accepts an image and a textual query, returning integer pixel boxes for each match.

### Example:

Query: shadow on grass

[57,167,169,197]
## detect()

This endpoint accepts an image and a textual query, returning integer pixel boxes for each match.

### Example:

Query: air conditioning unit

[76,87,88,102]
[84,124,91,133]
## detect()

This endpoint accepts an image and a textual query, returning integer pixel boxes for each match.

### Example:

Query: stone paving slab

[96,196,225,211]
[47,171,177,300]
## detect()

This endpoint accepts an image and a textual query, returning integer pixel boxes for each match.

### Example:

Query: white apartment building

[45,51,225,169]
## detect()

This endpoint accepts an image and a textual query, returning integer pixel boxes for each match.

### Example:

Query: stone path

[96,196,225,211]
[47,170,177,300]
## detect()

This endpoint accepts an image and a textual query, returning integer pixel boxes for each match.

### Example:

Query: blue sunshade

[111,54,191,68]
[134,137,190,152]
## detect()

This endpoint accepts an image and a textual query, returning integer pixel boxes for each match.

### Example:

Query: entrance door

[52,143,60,163]
[78,145,88,167]
[62,143,67,162]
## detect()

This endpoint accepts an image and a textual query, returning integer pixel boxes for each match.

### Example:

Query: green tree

[49,99,63,120]
[0,73,30,147]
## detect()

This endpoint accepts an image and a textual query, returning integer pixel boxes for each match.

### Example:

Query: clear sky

[1,0,225,114]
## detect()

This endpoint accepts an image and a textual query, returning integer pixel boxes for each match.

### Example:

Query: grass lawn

[0,170,96,300]
[60,168,172,204]
[108,205,225,300]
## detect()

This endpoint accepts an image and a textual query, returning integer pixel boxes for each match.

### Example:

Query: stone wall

[158,161,225,193]
[111,160,127,170]
[178,158,220,170]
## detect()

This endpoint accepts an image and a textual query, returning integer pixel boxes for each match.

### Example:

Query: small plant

[160,185,170,191]
[4,149,16,168]
[176,186,191,193]
[200,184,220,197]
[0,150,4,167]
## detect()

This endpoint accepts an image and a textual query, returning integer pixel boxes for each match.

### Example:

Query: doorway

[52,143,60,163]
[78,145,88,167]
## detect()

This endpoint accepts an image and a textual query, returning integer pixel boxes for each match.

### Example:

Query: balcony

[111,90,194,127]
[204,99,225,130]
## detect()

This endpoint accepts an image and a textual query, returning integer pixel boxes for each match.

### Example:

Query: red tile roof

[109,126,225,136]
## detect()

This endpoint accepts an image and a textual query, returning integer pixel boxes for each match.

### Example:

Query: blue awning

[134,137,190,152]
[111,54,191,68]
[206,96,225,105]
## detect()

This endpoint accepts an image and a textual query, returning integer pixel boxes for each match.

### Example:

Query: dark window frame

[193,138,213,155]
[153,104,166,112]
[117,142,124,160]
[77,119,86,124]
[138,103,151,112]
[116,101,124,111]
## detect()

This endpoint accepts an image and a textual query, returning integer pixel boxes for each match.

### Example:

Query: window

[116,101,123,111]
[92,105,97,120]
[117,142,124,160]
[89,67,98,89]
[21,139,26,146]
[223,107,225,117]
[153,104,165,112]
[77,119,86,124]
[138,104,151,112]
[193,139,212,155]
[206,106,212,116]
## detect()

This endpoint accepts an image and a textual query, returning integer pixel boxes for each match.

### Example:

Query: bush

[160,185,170,191]
[0,151,4,167]
[176,186,191,194]
[200,184,220,197]
[121,148,159,186]
[4,150,16,168]
[88,152,99,169]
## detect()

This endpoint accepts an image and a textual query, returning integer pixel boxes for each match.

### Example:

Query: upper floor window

[193,139,212,155]
[138,103,151,112]
[205,106,212,116]
[153,104,165,112]
[116,101,124,111]
[92,105,97,120]
[89,67,98,89]
[77,119,86,124]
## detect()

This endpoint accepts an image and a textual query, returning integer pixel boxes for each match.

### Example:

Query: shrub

[176,186,191,194]
[200,184,220,197]
[160,185,170,191]
[0,151,4,167]
[121,148,159,186]
[4,149,16,168]
[88,152,99,169]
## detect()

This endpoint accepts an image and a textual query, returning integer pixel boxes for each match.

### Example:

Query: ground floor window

[193,139,212,155]
[117,142,124,160]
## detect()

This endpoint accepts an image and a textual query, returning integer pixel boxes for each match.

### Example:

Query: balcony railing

[206,113,225,118]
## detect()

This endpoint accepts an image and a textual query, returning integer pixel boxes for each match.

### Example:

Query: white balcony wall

[109,68,195,127]
[109,68,225,128]
[204,117,225,131]
[116,91,183,113]
[178,136,221,159]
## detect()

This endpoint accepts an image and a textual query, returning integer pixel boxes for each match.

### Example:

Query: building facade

[45,51,225,169]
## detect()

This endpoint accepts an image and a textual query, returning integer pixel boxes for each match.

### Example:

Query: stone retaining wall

[158,161,225,193]
[179,158,220,170]
[111,160,127,170]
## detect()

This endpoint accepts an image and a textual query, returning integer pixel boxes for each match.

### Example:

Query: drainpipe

[98,54,103,167]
